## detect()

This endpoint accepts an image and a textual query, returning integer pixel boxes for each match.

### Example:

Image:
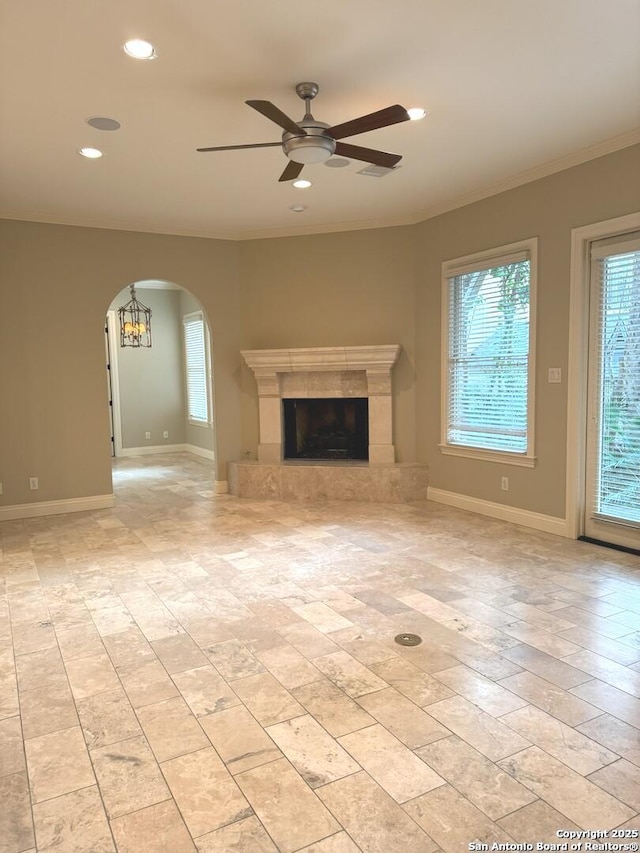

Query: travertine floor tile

[56,624,106,661]
[91,734,170,818]
[232,672,305,726]
[292,602,355,634]
[302,832,361,852]
[171,665,240,717]
[277,621,340,658]
[338,723,444,803]
[256,643,323,689]
[498,746,635,829]
[235,758,339,853]
[0,771,35,853]
[161,747,252,837]
[416,735,537,819]
[501,705,619,775]
[118,660,179,709]
[25,725,95,803]
[292,678,375,737]
[356,686,449,748]
[77,687,142,749]
[317,771,438,853]
[0,715,25,777]
[497,800,580,843]
[313,650,387,697]
[151,633,209,674]
[576,713,640,766]
[194,815,277,852]
[32,785,115,852]
[563,650,640,698]
[588,758,640,811]
[433,664,528,716]
[498,670,601,726]
[110,799,196,852]
[404,783,514,852]
[204,639,265,680]
[370,656,455,706]
[570,679,640,728]
[136,697,210,762]
[501,644,592,688]
[3,455,640,853]
[426,695,530,761]
[266,714,360,787]
[199,706,281,775]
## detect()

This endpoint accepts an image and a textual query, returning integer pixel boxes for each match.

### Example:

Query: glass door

[584,232,640,551]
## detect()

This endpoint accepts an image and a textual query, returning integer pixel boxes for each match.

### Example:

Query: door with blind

[584,232,640,550]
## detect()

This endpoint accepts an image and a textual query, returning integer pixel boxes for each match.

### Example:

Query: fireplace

[283,398,369,460]
[231,345,429,502]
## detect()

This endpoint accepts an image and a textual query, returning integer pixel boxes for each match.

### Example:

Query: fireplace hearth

[283,398,368,460]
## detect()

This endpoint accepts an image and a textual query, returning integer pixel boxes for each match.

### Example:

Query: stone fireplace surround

[229,345,428,502]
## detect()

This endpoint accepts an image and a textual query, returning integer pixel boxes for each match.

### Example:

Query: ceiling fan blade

[278,161,304,182]
[334,142,401,168]
[246,100,306,136]
[327,104,409,140]
[196,142,282,152]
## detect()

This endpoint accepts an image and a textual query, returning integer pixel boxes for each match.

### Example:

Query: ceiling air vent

[356,164,400,177]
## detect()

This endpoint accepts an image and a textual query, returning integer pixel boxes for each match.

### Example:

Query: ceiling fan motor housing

[283,121,336,164]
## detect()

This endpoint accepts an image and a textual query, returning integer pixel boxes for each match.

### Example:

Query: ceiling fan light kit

[197,81,411,182]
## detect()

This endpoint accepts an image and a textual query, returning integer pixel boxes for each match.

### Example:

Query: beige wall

[238,226,418,462]
[1,143,638,518]
[0,222,240,506]
[415,143,640,518]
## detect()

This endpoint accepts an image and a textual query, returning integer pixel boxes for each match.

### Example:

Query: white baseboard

[0,494,115,522]
[427,487,571,538]
[118,444,216,462]
[118,444,188,457]
[187,444,215,462]
[214,480,229,494]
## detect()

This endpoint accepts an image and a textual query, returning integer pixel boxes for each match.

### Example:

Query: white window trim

[567,212,640,541]
[183,311,212,426]
[440,237,538,466]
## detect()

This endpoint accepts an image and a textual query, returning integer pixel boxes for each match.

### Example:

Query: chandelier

[118,285,152,348]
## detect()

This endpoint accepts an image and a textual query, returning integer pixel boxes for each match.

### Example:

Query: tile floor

[1,453,639,852]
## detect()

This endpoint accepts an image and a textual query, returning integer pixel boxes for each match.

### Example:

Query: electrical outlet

[163,431,169,439]
[29,477,39,490]
[501,476,509,491]
[145,432,151,440]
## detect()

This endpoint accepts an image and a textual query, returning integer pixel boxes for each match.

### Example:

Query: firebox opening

[283,398,369,461]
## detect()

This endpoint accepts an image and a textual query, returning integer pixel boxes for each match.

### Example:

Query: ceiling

[1,0,639,241]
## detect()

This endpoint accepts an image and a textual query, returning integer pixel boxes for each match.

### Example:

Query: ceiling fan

[197,82,410,182]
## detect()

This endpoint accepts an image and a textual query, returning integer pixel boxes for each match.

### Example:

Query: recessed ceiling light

[79,147,103,159]
[407,107,427,121]
[289,204,308,213]
[87,116,121,131]
[293,179,312,189]
[123,39,157,60]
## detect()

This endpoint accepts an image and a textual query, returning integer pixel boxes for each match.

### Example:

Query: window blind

[184,313,209,423]
[446,257,531,453]
[589,238,640,526]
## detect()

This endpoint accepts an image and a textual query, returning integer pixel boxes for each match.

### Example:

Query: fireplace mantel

[241,345,400,375]
[242,345,401,465]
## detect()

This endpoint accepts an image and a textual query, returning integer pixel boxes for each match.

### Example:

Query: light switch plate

[548,367,562,383]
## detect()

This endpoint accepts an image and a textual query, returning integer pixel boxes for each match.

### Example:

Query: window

[183,312,211,424]
[587,233,640,527]
[441,239,537,466]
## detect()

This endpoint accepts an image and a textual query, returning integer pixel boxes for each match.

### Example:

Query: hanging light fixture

[118,285,152,347]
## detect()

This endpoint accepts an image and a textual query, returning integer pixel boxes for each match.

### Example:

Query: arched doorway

[105,279,215,464]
